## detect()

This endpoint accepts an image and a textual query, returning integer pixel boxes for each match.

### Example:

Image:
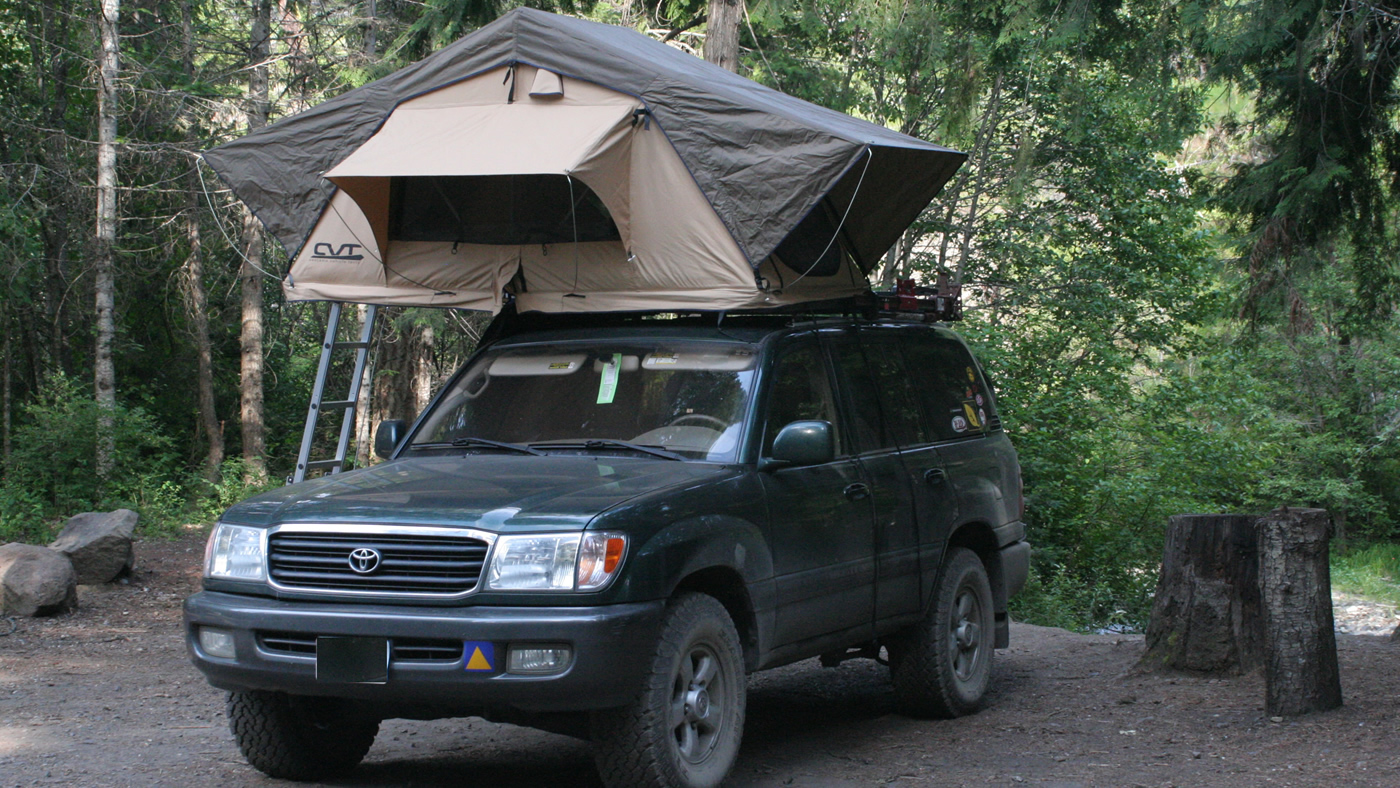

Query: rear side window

[902,332,998,441]
[859,332,929,447]
[828,331,930,452]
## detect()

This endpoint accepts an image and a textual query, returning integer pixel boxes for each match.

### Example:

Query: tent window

[389,174,621,246]
[773,199,847,278]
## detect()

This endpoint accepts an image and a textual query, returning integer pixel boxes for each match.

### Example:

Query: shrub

[3,372,179,530]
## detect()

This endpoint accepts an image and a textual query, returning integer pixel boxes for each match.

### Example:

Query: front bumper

[183,591,666,713]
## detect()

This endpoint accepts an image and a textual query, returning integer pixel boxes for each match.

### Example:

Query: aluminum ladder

[292,302,378,484]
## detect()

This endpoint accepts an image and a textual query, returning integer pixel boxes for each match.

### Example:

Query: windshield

[412,340,759,462]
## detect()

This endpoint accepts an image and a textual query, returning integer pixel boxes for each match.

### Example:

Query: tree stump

[1257,507,1342,716]
[1140,514,1263,673]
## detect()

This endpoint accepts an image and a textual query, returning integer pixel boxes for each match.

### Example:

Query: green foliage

[1332,542,1400,609]
[2,373,179,532]
[196,457,280,524]
[1190,0,1400,327]
[0,479,49,544]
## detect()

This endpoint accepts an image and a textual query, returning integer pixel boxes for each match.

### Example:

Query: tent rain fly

[205,10,967,313]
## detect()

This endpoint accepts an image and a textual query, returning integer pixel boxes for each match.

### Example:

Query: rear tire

[889,547,995,718]
[226,690,379,780]
[593,593,746,788]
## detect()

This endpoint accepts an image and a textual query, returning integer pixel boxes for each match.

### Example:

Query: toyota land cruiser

[184,308,1029,788]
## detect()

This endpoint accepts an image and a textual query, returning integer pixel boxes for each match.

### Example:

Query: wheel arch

[673,566,760,672]
[945,521,1012,647]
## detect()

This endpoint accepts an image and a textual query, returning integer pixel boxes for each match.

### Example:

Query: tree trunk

[184,173,223,483]
[372,316,410,426]
[3,324,10,472]
[412,321,435,415]
[353,304,374,468]
[1257,507,1342,716]
[182,0,222,484]
[1140,514,1264,674]
[239,215,266,482]
[94,0,121,479]
[240,0,272,483]
[705,0,741,73]
[364,0,377,58]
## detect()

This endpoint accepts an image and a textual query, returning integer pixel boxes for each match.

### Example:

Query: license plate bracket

[316,636,389,684]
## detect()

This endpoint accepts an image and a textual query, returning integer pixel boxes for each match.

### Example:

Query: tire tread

[227,690,378,781]
[890,547,994,719]
[594,593,744,788]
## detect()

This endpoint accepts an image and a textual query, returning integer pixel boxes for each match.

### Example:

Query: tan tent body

[207,10,965,313]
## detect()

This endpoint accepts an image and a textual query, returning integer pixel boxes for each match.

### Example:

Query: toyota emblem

[348,547,382,575]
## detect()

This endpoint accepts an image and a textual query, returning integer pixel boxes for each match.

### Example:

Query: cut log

[1257,507,1342,716]
[1140,514,1263,673]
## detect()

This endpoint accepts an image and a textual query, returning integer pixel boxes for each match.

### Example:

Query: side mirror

[374,419,409,460]
[763,420,834,470]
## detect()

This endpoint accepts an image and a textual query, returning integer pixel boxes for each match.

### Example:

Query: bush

[2,372,180,533]
[0,479,51,544]
[195,457,279,525]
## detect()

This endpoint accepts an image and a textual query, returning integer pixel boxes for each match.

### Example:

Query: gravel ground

[1,533,1397,788]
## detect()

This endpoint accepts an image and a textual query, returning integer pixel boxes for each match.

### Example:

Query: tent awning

[326,102,638,179]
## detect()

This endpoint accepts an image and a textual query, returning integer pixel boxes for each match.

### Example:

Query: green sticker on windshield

[597,353,622,404]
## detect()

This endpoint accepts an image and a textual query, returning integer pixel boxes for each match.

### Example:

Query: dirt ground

[1,532,1397,788]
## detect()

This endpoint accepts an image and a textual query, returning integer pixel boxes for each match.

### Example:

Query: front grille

[258,631,317,655]
[268,530,489,595]
[392,638,466,662]
[256,631,466,663]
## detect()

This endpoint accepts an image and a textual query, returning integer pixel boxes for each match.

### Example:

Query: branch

[663,14,707,43]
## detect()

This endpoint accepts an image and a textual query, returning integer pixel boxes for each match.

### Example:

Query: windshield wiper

[411,437,543,456]
[529,439,685,461]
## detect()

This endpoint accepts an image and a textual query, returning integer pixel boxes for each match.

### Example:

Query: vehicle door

[826,328,925,626]
[901,330,1003,600]
[758,336,876,648]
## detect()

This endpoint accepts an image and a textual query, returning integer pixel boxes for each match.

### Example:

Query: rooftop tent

[203,8,967,312]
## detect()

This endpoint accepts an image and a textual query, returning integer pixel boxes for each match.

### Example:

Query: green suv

[185,309,1028,788]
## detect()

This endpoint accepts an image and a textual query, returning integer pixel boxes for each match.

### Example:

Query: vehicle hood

[220,454,736,531]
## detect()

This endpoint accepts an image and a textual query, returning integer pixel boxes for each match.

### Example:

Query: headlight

[204,523,267,582]
[486,532,627,591]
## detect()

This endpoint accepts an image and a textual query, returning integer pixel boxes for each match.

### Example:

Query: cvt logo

[311,242,365,261]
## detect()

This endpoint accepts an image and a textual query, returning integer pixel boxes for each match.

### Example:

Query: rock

[48,509,138,584]
[0,543,78,616]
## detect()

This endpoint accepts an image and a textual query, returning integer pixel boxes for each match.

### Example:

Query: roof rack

[869,275,962,322]
[481,275,962,343]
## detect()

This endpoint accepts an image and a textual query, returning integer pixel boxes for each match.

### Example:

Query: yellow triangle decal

[466,647,492,671]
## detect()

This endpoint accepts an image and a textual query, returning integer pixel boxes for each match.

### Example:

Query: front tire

[226,690,379,781]
[593,593,746,788]
[889,547,995,718]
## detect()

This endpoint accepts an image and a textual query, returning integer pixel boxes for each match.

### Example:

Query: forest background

[0,0,1397,631]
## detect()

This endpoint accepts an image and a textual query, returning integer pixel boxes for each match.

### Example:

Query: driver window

[763,343,842,457]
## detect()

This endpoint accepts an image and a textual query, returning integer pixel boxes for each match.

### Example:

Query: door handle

[923,468,947,486]
[843,482,870,501]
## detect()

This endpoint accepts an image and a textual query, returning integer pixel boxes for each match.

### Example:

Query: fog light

[507,645,572,675]
[199,627,237,659]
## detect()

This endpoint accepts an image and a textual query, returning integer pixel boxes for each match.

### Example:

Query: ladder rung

[304,459,344,470]
[317,400,356,410]
[334,341,371,350]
